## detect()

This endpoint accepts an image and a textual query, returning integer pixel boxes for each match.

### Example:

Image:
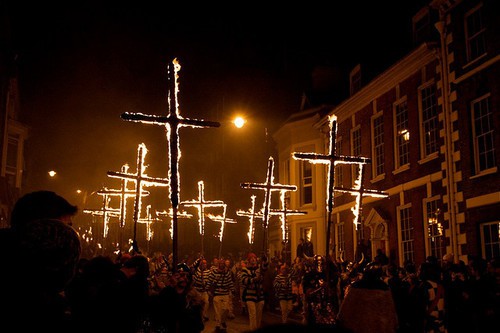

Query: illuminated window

[425,198,444,260]
[301,161,313,205]
[394,99,410,168]
[471,94,495,173]
[419,83,439,158]
[371,113,385,177]
[399,205,414,263]
[465,4,486,62]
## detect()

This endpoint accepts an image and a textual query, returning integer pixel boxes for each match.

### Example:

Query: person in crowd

[418,261,446,333]
[302,255,339,328]
[224,258,237,319]
[4,218,81,332]
[240,252,268,331]
[374,248,389,266]
[151,262,205,333]
[207,258,235,332]
[303,238,314,257]
[296,238,305,258]
[192,257,211,322]
[0,191,81,333]
[337,262,399,333]
[273,262,296,323]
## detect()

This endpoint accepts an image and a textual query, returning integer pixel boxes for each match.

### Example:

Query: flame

[156,208,192,239]
[207,205,236,242]
[236,195,263,244]
[181,180,225,236]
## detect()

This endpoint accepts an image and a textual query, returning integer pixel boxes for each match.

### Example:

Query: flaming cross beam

[137,205,161,241]
[156,208,193,240]
[236,195,264,245]
[83,192,121,238]
[107,143,169,253]
[99,164,149,228]
[181,180,225,255]
[270,190,307,244]
[241,156,297,254]
[120,58,220,266]
[207,204,237,258]
[334,164,388,230]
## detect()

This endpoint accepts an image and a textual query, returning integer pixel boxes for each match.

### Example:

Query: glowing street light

[48,170,57,177]
[233,116,246,128]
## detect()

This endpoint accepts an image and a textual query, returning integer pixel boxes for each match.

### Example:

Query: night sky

[4,0,428,255]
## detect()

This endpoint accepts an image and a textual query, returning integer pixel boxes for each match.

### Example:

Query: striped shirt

[192,267,211,293]
[239,266,265,302]
[273,273,294,300]
[207,268,234,296]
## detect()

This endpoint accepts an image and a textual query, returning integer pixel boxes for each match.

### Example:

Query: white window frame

[471,93,496,175]
[397,204,414,266]
[480,221,500,261]
[371,111,385,180]
[418,81,439,160]
[393,97,410,170]
[465,3,487,63]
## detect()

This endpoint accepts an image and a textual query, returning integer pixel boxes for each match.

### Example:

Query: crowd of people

[0,190,499,333]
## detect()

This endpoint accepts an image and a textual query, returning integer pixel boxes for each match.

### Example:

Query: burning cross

[241,156,297,254]
[293,115,371,258]
[207,204,237,257]
[334,163,388,230]
[270,190,307,244]
[236,195,263,245]
[156,208,193,240]
[107,143,169,253]
[83,192,120,239]
[181,180,225,255]
[120,59,220,265]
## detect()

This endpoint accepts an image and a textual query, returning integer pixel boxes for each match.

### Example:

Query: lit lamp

[48,170,57,177]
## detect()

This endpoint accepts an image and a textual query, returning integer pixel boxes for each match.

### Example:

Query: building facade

[273,0,499,266]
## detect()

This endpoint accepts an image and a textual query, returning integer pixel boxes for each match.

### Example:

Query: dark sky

[4,0,428,254]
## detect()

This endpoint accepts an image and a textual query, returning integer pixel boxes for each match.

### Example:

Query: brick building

[273,0,499,266]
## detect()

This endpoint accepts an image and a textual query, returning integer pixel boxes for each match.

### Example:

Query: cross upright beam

[236,195,264,246]
[120,58,220,266]
[83,192,120,239]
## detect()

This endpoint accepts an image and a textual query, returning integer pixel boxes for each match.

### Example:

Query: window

[465,4,486,62]
[335,137,343,189]
[472,94,495,173]
[394,99,410,168]
[425,198,444,260]
[372,113,385,177]
[399,205,414,263]
[419,83,439,158]
[301,161,313,205]
[337,222,345,257]
[480,221,500,261]
[351,126,361,186]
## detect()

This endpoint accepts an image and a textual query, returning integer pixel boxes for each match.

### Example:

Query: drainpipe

[435,18,459,263]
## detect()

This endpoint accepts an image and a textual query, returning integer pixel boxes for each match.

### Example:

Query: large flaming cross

[181,180,225,255]
[83,192,120,239]
[236,195,263,246]
[293,115,371,258]
[241,156,297,255]
[107,143,169,253]
[120,59,220,265]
